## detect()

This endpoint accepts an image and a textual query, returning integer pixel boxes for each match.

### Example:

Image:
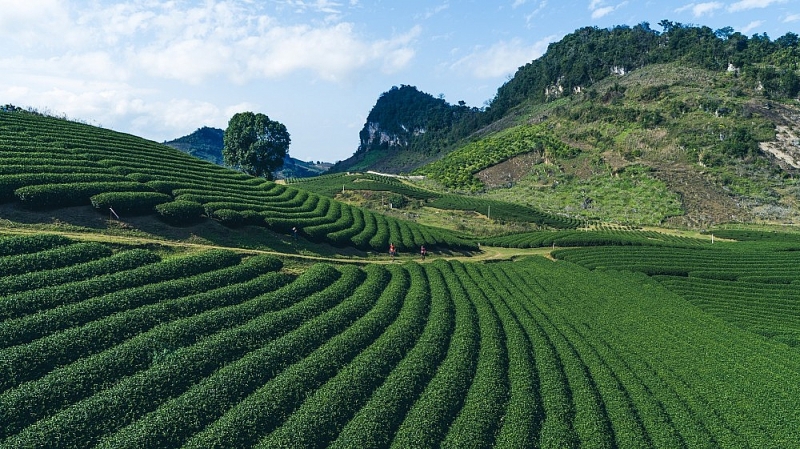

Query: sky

[1,1,798,163]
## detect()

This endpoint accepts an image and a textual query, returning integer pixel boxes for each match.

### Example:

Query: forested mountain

[330,21,800,227]
[334,21,799,175]
[485,21,799,120]
[330,85,482,173]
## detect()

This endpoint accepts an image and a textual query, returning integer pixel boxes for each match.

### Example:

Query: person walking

[420,245,427,261]
[389,243,396,261]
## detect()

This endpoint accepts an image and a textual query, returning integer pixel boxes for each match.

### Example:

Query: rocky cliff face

[360,121,406,150]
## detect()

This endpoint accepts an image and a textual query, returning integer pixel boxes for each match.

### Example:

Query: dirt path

[0,224,559,265]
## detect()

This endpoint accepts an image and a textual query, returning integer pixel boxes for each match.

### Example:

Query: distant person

[292,226,298,239]
[389,243,396,261]
[420,245,427,261]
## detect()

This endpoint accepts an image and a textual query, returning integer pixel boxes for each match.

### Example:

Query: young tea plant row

[0,111,474,252]
[553,242,800,347]
[2,233,797,447]
[482,228,707,248]
[414,124,577,192]
[288,171,580,228]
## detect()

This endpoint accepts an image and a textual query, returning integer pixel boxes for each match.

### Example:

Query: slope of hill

[164,126,332,180]
[334,22,800,228]
[2,100,800,448]
[0,230,798,447]
[0,110,474,252]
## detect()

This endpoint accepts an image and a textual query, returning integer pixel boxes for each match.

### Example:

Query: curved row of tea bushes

[0,249,242,322]
[90,191,173,216]
[553,245,800,280]
[0,112,475,252]
[430,195,582,229]
[256,265,422,447]
[0,241,111,277]
[1,230,800,446]
[4,264,361,448]
[0,249,160,296]
[0,269,292,440]
[440,261,509,448]
[329,263,452,448]
[0,234,73,256]
[462,263,540,448]
[178,265,394,448]
[389,260,481,448]
[88,264,353,449]
[482,229,707,248]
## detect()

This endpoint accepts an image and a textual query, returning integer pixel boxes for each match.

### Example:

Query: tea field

[0,109,798,448]
[0,232,798,448]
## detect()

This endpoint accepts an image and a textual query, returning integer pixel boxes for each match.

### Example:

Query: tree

[223,112,290,179]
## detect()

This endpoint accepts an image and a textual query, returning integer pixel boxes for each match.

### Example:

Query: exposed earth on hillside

[652,166,749,228]
[753,101,800,170]
[475,152,544,188]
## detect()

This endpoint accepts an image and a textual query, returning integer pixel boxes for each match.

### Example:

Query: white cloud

[512,0,528,8]
[785,14,800,22]
[589,0,604,10]
[588,1,627,20]
[418,3,450,20]
[728,0,787,12]
[238,23,419,82]
[0,0,420,145]
[525,1,548,25]
[592,6,615,18]
[690,2,724,17]
[450,36,554,79]
[1,1,418,85]
[741,20,765,33]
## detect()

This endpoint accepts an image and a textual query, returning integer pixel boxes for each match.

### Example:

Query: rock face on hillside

[754,102,800,170]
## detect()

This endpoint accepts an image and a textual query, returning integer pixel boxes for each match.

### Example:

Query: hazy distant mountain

[165,126,331,179]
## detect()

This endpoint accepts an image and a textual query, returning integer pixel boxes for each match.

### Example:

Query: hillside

[0,110,475,253]
[165,127,331,180]
[1,100,800,448]
[334,22,800,228]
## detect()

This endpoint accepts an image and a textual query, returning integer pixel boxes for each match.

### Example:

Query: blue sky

[1,1,798,162]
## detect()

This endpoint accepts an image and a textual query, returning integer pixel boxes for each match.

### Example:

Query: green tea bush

[90,191,172,216]
[155,200,205,225]
[14,182,152,209]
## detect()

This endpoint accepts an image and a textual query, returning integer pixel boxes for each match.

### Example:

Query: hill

[0,109,475,253]
[334,22,800,228]
[1,94,800,448]
[165,126,332,180]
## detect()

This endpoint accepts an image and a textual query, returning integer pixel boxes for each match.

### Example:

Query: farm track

[0,224,558,264]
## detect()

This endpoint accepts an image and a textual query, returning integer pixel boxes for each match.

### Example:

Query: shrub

[155,200,205,226]
[90,191,172,216]
[212,209,245,227]
[14,182,153,209]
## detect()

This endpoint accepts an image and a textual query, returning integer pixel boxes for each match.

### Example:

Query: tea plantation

[0,231,798,448]
[0,110,798,448]
[0,112,474,252]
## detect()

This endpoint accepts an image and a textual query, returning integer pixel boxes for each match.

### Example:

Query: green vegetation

[222,112,291,180]
[0,110,475,252]
[2,21,800,448]
[415,124,576,191]
[486,162,685,225]
[289,171,581,229]
[480,226,707,248]
[1,233,798,447]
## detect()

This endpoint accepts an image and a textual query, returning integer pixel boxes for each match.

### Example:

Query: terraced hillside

[288,172,582,228]
[0,232,798,448]
[0,111,474,252]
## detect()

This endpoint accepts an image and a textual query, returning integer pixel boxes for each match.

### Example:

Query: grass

[485,161,684,225]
